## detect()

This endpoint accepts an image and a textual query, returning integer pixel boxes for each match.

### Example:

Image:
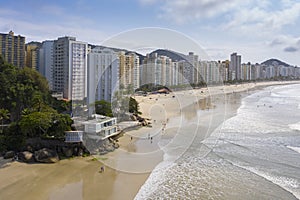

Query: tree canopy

[0,55,72,151]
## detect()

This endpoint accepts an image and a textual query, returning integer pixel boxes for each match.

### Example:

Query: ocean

[135,83,300,200]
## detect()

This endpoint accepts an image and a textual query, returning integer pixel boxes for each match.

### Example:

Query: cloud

[284,46,298,52]
[140,0,300,36]
[156,0,240,24]
[0,16,107,44]
[224,1,300,35]
[39,5,65,16]
[282,37,300,53]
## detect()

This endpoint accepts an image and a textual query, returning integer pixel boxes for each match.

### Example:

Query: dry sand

[0,81,299,200]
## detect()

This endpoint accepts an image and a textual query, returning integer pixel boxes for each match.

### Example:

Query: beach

[0,80,299,200]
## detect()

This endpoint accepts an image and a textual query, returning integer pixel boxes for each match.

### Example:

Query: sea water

[135,84,300,200]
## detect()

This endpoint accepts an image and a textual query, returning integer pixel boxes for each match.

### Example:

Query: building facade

[39,40,54,90]
[119,51,140,90]
[230,53,242,80]
[0,31,25,68]
[25,41,41,70]
[52,36,87,100]
[87,47,119,115]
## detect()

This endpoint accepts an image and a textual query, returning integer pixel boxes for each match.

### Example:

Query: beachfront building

[230,53,242,81]
[172,61,179,86]
[87,47,119,115]
[140,53,173,86]
[220,60,229,82]
[39,40,54,90]
[119,51,140,90]
[187,52,199,84]
[52,36,87,100]
[84,114,118,140]
[0,31,25,68]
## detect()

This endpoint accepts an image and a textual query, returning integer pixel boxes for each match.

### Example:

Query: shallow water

[135,84,300,199]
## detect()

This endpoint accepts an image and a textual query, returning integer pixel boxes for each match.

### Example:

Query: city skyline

[0,0,299,66]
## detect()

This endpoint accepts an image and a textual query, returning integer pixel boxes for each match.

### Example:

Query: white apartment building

[52,36,87,100]
[69,40,88,100]
[87,47,119,115]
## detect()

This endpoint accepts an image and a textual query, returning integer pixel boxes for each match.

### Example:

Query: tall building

[119,51,140,90]
[39,40,54,90]
[53,36,87,100]
[141,53,172,86]
[187,52,199,84]
[87,47,119,115]
[25,41,41,70]
[229,52,241,80]
[0,31,25,68]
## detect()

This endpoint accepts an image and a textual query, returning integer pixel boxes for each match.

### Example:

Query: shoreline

[0,80,300,200]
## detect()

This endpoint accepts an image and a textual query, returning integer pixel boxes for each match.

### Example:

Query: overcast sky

[1,0,299,66]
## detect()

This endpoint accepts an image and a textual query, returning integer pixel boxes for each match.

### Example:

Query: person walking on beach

[100,166,105,173]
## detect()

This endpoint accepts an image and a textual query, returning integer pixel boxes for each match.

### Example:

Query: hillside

[261,59,292,67]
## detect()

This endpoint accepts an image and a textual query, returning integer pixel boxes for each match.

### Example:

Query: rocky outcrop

[34,148,59,163]
[3,151,14,159]
[18,151,34,163]
[62,147,73,157]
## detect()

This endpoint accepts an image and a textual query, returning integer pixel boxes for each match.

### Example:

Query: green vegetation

[111,86,142,121]
[0,56,72,152]
[95,100,113,117]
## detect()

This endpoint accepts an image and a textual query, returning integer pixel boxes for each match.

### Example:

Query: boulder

[4,151,14,159]
[26,145,34,153]
[18,151,34,163]
[77,148,83,156]
[34,148,59,163]
[62,147,73,157]
[113,143,120,149]
[106,145,115,152]
[130,115,137,121]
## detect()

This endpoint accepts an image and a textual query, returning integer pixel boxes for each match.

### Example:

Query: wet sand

[0,81,299,200]
[0,157,148,200]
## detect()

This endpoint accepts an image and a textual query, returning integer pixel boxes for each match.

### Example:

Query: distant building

[187,52,199,84]
[52,36,87,100]
[119,51,140,90]
[0,31,25,68]
[39,40,54,90]
[141,53,173,86]
[25,41,41,70]
[230,53,241,80]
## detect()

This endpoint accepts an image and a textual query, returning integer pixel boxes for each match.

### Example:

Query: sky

[0,0,300,66]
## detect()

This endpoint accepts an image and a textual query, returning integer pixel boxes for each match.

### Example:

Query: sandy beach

[0,80,299,200]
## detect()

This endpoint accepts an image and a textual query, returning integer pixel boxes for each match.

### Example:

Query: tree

[0,109,9,133]
[129,97,141,115]
[19,109,72,138]
[95,100,113,117]
[19,111,53,137]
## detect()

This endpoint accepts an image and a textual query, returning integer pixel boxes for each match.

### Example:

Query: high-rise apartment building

[119,51,140,90]
[87,47,119,114]
[230,53,241,80]
[25,41,41,70]
[0,31,25,68]
[141,53,172,86]
[39,40,54,90]
[52,36,87,100]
